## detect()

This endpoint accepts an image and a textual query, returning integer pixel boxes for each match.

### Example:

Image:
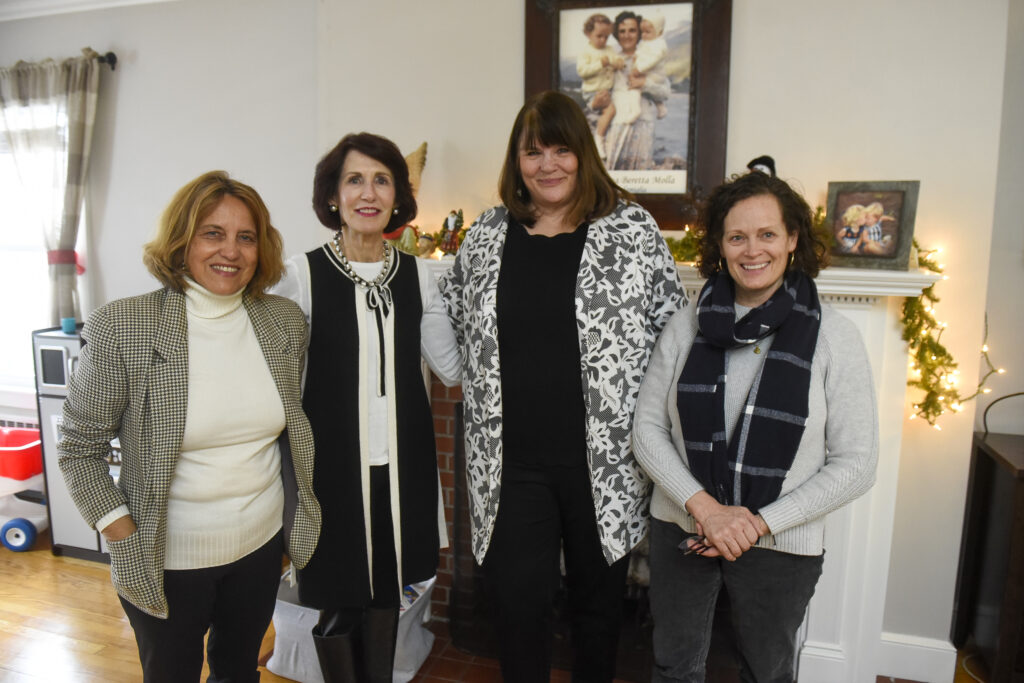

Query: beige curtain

[0,48,102,325]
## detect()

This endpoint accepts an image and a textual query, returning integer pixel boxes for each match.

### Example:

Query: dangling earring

[788,252,795,268]
[329,203,338,213]
[719,257,727,272]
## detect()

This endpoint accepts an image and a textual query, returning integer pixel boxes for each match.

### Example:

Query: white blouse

[274,250,461,466]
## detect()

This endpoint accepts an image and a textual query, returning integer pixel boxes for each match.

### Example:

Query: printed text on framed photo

[525,0,732,230]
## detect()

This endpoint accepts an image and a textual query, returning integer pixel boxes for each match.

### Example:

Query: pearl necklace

[331,230,394,314]
[331,230,393,289]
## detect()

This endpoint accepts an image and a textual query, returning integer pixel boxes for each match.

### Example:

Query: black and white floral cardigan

[439,202,685,565]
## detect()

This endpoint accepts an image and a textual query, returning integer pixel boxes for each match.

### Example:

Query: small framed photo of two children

[826,181,920,271]
[525,0,732,230]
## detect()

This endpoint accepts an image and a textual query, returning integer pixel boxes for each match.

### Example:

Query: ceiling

[0,0,176,23]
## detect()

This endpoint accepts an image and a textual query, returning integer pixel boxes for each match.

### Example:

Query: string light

[901,239,1007,425]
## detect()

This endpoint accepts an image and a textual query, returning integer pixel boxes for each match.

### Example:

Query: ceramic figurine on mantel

[383,223,420,255]
[417,233,436,258]
[439,209,463,254]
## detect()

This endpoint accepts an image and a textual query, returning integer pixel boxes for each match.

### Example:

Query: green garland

[901,240,1004,426]
[664,227,701,262]
[901,242,961,424]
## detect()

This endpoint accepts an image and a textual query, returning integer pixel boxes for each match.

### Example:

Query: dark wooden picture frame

[525,0,732,229]
[826,181,920,270]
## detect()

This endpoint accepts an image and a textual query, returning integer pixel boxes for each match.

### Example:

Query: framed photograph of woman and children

[826,180,920,270]
[524,0,732,230]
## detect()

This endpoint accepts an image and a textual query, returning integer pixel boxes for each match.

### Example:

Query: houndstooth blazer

[439,202,685,565]
[58,287,321,618]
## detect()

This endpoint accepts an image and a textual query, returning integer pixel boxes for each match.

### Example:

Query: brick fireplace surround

[427,375,462,621]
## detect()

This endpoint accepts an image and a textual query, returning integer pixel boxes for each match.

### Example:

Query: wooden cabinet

[951,432,1024,682]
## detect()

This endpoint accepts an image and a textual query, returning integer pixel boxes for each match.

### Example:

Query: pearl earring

[329,203,338,213]
[393,208,399,215]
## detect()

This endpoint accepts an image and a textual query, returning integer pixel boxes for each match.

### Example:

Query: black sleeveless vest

[297,246,438,608]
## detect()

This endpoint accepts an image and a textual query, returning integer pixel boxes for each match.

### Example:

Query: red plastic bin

[0,428,43,481]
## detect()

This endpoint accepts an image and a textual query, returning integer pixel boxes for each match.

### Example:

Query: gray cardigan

[632,300,878,556]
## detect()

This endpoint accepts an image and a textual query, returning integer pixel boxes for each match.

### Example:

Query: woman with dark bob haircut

[274,132,460,683]
[633,160,879,681]
[439,90,685,682]
[59,170,319,681]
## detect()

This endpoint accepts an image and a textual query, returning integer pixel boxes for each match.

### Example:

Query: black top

[496,218,589,468]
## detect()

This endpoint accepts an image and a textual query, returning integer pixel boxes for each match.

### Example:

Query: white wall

[315,0,523,247]
[0,0,319,307]
[2,0,1018,677]
[727,0,1008,658]
[976,1,1024,436]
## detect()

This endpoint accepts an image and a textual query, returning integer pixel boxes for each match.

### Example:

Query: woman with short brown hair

[274,132,460,683]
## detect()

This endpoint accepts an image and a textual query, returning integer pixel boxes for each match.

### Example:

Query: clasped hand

[684,491,769,561]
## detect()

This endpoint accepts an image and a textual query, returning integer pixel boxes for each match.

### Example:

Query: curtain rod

[97,52,117,71]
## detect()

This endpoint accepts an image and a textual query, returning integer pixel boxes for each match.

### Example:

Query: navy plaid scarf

[676,270,821,513]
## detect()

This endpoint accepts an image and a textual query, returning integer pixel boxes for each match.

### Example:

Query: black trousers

[483,463,630,683]
[648,518,824,683]
[119,530,283,683]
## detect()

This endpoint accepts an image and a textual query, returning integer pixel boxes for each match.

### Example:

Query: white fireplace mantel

[429,258,940,300]
[428,256,940,681]
[678,263,942,299]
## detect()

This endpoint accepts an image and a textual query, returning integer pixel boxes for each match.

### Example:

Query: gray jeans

[648,518,824,683]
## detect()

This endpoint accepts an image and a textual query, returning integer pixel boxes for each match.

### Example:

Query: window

[0,117,83,392]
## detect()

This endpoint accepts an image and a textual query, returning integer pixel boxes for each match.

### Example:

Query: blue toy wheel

[1,518,37,552]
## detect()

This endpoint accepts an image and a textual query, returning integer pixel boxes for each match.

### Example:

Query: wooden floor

[0,529,993,682]
[0,529,291,682]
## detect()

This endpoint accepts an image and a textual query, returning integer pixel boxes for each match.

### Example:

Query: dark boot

[362,606,399,683]
[312,617,361,683]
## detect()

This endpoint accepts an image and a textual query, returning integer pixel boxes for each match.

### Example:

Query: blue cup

[61,317,76,334]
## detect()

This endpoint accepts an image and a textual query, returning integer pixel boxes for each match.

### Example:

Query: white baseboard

[797,641,850,683]
[876,632,958,683]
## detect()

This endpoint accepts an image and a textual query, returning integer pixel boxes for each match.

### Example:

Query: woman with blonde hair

[59,170,319,682]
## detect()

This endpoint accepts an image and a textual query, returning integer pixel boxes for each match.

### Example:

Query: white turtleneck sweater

[161,280,286,570]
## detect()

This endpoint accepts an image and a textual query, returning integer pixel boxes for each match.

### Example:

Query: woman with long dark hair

[440,91,684,682]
